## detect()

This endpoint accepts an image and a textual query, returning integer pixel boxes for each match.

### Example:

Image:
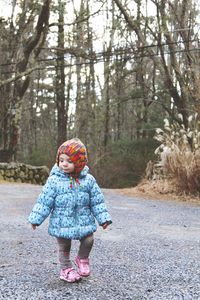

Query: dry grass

[117,179,200,204]
[154,114,200,196]
[164,151,200,194]
[0,179,11,184]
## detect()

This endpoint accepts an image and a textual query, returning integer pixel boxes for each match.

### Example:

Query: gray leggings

[56,234,94,269]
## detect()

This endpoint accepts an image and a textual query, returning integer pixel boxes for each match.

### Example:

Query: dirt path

[0,183,200,300]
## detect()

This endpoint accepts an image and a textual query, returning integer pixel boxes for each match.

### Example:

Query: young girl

[28,138,112,283]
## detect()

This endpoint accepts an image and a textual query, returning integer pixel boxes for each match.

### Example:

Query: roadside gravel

[0,183,200,300]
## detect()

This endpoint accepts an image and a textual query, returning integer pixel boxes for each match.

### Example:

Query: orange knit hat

[56,138,88,177]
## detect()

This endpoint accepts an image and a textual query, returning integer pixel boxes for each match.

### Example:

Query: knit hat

[56,138,88,177]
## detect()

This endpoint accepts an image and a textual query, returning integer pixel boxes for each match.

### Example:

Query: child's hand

[102,222,110,230]
[31,224,38,230]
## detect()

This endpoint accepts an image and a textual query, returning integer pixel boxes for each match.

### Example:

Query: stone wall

[0,163,49,185]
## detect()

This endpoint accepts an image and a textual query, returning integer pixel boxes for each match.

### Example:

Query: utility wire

[0,47,200,77]
[0,36,198,51]
[0,37,199,69]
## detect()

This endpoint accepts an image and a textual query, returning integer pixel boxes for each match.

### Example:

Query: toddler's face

[59,154,75,173]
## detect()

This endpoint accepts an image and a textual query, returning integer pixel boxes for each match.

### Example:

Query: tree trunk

[56,0,67,146]
[7,0,51,160]
[113,0,199,128]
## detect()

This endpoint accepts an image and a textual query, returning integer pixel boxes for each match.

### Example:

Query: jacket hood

[49,164,89,179]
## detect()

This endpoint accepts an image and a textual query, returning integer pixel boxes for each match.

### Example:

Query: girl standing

[28,138,112,282]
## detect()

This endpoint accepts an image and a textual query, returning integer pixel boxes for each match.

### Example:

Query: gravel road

[0,183,200,300]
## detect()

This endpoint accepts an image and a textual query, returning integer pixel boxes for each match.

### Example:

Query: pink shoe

[60,267,81,282]
[75,256,90,277]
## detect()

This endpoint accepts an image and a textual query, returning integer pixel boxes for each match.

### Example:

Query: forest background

[0,0,200,190]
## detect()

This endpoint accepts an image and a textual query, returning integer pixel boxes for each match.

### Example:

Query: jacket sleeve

[89,176,112,226]
[28,176,57,226]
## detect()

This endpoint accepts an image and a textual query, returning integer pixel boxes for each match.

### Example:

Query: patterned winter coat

[28,165,112,240]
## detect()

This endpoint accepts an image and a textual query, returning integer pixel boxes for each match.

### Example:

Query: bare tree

[113,0,200,128]
[0,0,51,161]
[55,0,67,146]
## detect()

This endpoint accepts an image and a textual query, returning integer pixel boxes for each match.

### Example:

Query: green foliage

[92,138,158,188]
[24,149,53,167]
[19,139,57,169]
[154,114,200,195]
[19,136,158,188]
[130,88,144,99]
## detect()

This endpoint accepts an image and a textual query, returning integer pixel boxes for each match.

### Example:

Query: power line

[0,37,199,70]
[0,47,199,78]
[0,36,198,51]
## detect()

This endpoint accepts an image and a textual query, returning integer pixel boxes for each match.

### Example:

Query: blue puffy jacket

[28,165,112,239]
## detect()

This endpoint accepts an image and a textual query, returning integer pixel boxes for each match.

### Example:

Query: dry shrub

[154,113,200,195]
[164,148,200,194]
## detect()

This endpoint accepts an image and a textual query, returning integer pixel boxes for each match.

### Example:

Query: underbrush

[91,138,158,188]
[119,178,200,203]
[154,114,200,196]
